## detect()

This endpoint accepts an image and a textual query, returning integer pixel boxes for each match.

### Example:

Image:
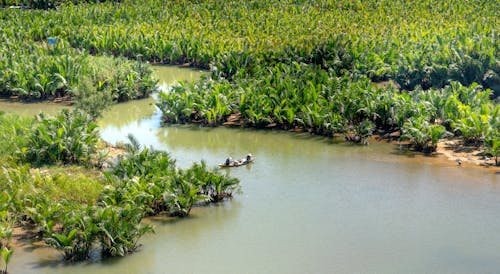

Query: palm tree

[402,117,449,153]
[45,206,98,261]
[0,217,13,274]
[96,205,153,257]
[23,110,99,166]
[187,161,241,202]
[485,131,500,166]
[166,172,209,217]
[0,247,13,274]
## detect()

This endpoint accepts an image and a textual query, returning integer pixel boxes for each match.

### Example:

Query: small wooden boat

[218,158,255,168]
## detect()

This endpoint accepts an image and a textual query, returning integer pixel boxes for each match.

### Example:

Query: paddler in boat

[243,153,253,163]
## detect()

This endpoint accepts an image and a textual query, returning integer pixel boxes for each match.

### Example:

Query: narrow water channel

[5,66,500,273]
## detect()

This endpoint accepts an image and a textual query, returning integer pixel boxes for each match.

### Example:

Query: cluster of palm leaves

[159,64,402,140]
[159,64,376,138]
[0,112,32,161]
[0,113,242,262]
[400,83,500,154]
[1,0,121,9]
[106,135,240,217]
[21,109,101,166]
[2,166,150,261]
[161,68,499,156]
[146,0,497,156]
[0,161,150,261]
[1,0,498,152]
[0,211,13,274]
[2,0,498,91]
[43,202,151,260]
[0,14,157,103]
[0,138,240,262]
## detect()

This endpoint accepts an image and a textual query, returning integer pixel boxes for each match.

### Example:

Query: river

[3,66,500,274]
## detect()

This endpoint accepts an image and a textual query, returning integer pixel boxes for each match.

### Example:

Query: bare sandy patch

[436,138,498,168]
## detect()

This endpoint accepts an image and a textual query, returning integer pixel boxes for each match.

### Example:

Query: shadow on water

[99,97,157,129]
[152,65,207,85]
[147,201,239,227]
[30,259,72,270]
[389,143,444,162]
[390,143,417,158]
[25,245,105,270]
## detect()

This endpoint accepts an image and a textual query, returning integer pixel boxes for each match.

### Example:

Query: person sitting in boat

[244,153,252,163]
[225,157,232,166]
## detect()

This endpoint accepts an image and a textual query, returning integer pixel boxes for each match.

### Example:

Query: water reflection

[0,98,69,117]
[151,65,206,85]
[98,97,156,129]
[98,66,206,130]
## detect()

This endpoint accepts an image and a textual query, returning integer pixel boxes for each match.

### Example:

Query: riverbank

[371,134,500,170]
[436,138,499,168]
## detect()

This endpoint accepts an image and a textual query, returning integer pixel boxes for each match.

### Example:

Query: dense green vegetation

[108,135,240,216]
[147,0,497,156]
[21,110,101,166]
[0,111,241,263]
[1,0,120,10]
[0,0,499,266]
[2,1,498,92]
[0,111,32,161]
[0,23,157,102]
[0,210,13,274]
[1,0,498,155]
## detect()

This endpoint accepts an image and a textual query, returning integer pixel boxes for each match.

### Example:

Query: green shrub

[402,116,450,153]
[0,112,33,161]
[22,109,100,166]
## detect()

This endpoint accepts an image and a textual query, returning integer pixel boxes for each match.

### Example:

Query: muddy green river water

[2,66,500,274]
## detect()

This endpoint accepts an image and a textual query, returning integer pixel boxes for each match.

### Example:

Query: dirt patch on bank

[436,138,498,168]
[11,225,45,250]
[372,134,499,170]
[107,146,126,158]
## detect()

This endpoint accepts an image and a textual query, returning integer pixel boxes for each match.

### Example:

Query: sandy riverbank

[372,134,500,170]
[436,138,499,168]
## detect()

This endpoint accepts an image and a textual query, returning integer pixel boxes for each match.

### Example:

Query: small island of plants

[0,110,240,267]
